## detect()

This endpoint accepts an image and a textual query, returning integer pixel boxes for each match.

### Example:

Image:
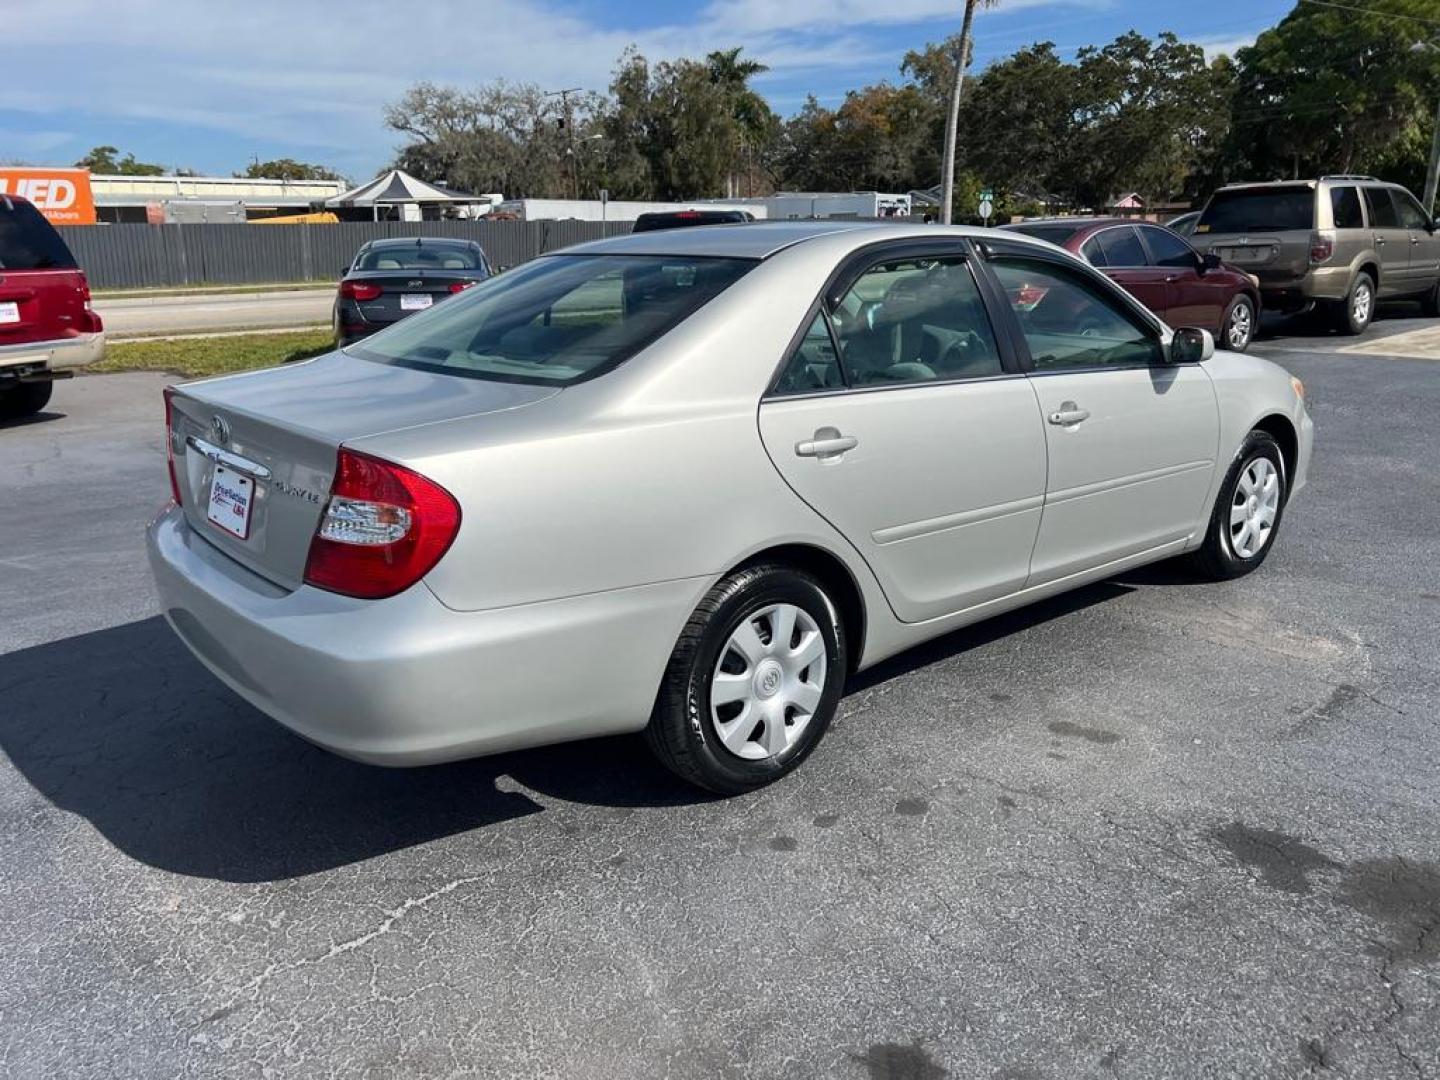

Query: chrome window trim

[185,436,274,480]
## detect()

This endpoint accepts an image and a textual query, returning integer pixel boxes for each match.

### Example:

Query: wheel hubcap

[1229,457,1280,559]
[1228,304,1252,348]
[710,603,827,761]
[1354,285,1372,325]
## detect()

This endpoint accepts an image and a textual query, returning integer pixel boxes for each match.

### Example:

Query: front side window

[1363,188,1399,228]
[1393,189,1431,230]
[827,256,1002,386]
[1141,226,1199,269]
[991,257,1164,371]
[352,254,754,385]
[1330,186,1364,229]
[1095,227,1146,267]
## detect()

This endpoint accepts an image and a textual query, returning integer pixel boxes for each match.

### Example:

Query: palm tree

[940,0,999,223]
[707,48,772,197]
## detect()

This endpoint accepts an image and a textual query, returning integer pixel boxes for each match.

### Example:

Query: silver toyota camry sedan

[148,222,1313,793]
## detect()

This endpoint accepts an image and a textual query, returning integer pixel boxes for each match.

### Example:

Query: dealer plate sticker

[0,302,19,325]
[207,464,254,539]
[400,293,433,311]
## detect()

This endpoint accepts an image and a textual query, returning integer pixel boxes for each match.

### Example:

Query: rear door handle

[795,429,858,458]
[1048,402,1090,426]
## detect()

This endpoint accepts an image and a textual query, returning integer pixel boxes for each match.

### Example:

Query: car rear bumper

[0,331,105,374]
[146,504,706,766]
[1258,266,1351,308]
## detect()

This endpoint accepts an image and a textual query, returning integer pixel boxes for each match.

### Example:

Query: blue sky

[1,0,1296,184]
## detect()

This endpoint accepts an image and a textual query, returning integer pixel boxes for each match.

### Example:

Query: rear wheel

[1186,430,1287,581]
[645,563,846,794]
[0,380,53,420]
[1335,272,1375,335]
[1221,294,1256,351]
[1420,277,1440,318]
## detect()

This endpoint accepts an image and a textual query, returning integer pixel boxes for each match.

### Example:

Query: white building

[496,192,913,223]
[90,174,349,223]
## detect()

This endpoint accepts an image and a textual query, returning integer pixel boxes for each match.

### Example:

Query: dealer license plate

[206,464,255,539]
[400,293,433,311]
[0,302,19,325]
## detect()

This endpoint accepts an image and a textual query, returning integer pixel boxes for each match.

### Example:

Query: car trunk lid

[343,270,479,324]
[168,350,558,590]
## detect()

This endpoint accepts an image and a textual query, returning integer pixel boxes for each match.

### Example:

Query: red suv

[1000,217,1260,352]
[0,195,104,419]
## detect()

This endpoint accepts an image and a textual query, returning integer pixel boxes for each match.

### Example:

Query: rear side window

[1393,189,1430,230]
[0,197,78,271]
[1080,237,1107,266]
[1140,226,1198,268]
[1362,189,1399,228]
[773,312,844,395]
[1095,227,1146,267]
[1003,223,1084,246]
[1330,187,1364,228]
[827,256,1002,387]
[353,254,754,385]
[1198,187,1315,233]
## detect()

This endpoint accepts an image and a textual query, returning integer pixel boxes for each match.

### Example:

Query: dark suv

[1194,177,1439,334]
[0,195,104,418]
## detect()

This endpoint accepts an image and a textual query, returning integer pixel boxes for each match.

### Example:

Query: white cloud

[1196,34,1258,60]
[0,0,1093,175]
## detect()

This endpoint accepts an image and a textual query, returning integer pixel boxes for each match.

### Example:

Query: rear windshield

[1197,187,1314,234]
[355,244,484,271]
[350,254,755,385]
[632,211,750,233]
[0,197,78,270]
[1001,223,1083,246]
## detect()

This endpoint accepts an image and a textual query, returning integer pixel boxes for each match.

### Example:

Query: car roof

[558,220,1053,260]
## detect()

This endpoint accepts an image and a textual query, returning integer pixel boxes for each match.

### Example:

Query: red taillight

[78,273,103,332]
[340,280,382,302]
[1309,235,1333,264]
[303,448,461,600]
[163,386,183,506]
[448,281,473,294]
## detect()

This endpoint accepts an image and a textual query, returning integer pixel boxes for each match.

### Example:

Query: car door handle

[1047,403,1090,426]
[1411,236,1422,245]
[795,430,858,458]
[1376,237,1387,246]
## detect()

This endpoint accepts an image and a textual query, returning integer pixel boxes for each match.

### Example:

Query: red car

[0,195,104,419]
[1000,217,1259,352]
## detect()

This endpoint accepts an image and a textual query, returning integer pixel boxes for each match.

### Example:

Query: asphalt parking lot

[2,309,1438,1079]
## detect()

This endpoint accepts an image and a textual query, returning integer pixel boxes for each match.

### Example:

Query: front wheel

[1221,295,1256,352]
[1186,430,1287,581]
[645,564,847,794]
[0,380,54,420]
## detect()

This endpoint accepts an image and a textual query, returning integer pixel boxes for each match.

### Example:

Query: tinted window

[1096,227,1146,267]
[1141,226,1198,268]
[991,257,1164,370]
[631,210,752,232]
[828,256,1001,386]
[353,254,753,385]
[1393,189,1431,230]
[1363,188,1399,228]
[0,197,78,270]
[1080,237,1107,267]
[774,311,844,395]
[1002,223,1084,246]
[356,244,484,271]
[1330,186,1364,228]
[1198,187,1315,232]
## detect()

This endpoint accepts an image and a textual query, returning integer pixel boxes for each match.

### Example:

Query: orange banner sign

[0,168,98,225]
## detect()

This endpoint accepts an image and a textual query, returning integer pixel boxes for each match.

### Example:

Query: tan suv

[1194,176,1440,334]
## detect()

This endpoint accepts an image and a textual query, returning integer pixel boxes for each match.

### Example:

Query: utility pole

[1425,95,1440,217]
[546,88,582,200]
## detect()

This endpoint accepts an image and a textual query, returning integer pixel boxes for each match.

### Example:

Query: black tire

[1335,272,1375,335]
[645,563,847,794]
[1220,294,1256,352]
[1186,430,1288,581]
[1420,277,1440,318]
[0,380,53,420]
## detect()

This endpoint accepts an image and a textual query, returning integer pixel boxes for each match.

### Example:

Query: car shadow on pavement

[1255,300,1420,342]
[0,616,706,884]
[0,408,65,431]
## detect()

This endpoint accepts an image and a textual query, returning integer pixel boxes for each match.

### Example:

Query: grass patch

[93,282,334,299]
[93,329,336,379]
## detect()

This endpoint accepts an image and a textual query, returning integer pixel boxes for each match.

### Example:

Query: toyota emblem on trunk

[211,415,231,444]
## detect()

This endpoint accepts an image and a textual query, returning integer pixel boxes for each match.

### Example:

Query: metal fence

[56,220,635,290]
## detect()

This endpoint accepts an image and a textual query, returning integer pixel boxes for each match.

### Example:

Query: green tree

[74,145,166,175]
[706,47,778,196]
[238,158,346,182]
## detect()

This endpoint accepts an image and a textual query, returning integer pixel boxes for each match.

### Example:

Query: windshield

[1003,223,1082,246]
[355,244,484,271]
[1197,187,1314,233]
[350,253,755,385]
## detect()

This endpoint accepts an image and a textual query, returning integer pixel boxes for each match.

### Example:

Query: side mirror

[1201,251,1222,272]
[1170,327,1215,363]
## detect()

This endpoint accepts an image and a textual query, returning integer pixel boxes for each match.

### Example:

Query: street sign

[978,198,994,222]
[979,189,995,202]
